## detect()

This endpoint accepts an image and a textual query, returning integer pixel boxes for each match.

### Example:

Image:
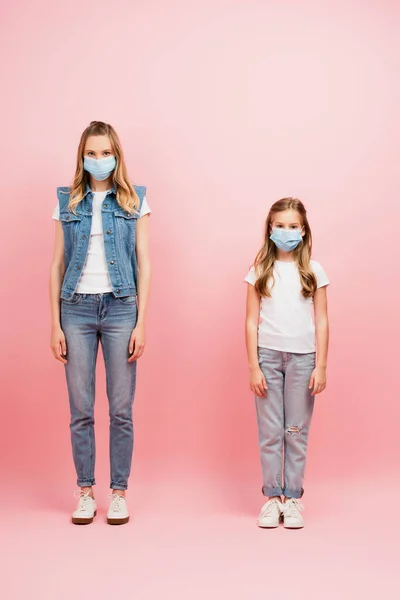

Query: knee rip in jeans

[286,425,301,435]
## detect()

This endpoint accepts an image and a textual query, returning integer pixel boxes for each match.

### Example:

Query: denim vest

[57,185,146,300]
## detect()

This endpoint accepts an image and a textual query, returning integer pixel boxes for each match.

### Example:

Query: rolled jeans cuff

[262,486,283,497]
[283,487,304,499]
[77,478,96,488]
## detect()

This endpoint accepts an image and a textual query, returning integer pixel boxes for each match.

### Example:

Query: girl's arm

[310,286,329,395]
[49,222,68,364]
[245,284,267,397]
[128,214,151,362]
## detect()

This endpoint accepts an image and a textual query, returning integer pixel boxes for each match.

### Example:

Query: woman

[50,121,151,525]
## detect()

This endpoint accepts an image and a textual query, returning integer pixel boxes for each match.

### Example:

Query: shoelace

[108,493,126,513]
[261,498,282,517]
[283,499,304,518]
[74,490,93,512]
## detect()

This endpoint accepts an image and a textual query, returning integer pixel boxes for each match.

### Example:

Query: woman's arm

[245,284,267,397]
[310,286,329,395]
[128,214,151,362]
[49,222,68,364]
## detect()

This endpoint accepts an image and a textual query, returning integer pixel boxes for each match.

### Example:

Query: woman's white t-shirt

[53,192,151,294]
[245,260,329,354]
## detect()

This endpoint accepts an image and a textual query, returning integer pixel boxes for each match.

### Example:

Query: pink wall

[0,0,398,497]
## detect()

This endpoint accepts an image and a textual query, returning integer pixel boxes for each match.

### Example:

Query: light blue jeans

[256,348,316,499]
[61,293,138,491]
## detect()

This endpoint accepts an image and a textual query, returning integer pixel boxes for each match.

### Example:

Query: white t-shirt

[53,192,151,294]
[245,260,329,354]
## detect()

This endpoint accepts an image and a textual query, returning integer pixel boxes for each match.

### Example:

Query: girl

[245,198,329,529]
[49,121,151,525]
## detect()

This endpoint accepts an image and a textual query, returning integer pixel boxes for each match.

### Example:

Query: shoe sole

[283,523,304,529]
[107,516,130,525]
[72,510,97,525]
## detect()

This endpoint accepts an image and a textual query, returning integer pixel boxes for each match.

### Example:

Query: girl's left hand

[309,367,327,396]
[128,324,146,362]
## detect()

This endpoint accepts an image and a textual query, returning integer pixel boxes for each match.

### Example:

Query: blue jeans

[61,293,138,491]
[256,348,316,499]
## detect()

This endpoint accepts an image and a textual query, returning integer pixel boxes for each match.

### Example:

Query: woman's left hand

[128,324,146,362]
[309,367,327,396]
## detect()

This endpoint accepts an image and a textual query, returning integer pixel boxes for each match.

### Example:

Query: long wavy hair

[254,198,317,299]
[67,121,139,214]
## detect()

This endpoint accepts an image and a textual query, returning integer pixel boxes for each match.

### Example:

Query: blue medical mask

[84,156,116,181]
[270,228,303,252]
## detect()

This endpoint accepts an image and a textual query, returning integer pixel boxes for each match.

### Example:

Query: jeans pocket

[258,347,276,359]
[301,352,316,372]
[116,295,137,304]
[61,294,84,305]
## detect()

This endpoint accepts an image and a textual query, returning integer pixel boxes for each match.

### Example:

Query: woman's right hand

[50,326,68,364]
[250,367,268,397]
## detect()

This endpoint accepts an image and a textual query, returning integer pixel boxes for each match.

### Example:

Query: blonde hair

[254,198,317,299]
[68,121,139,214]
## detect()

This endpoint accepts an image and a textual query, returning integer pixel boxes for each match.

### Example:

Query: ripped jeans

[256,348,316,499]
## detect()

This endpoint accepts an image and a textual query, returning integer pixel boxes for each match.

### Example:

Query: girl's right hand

[250,367,268,397]
[50,326,68,364]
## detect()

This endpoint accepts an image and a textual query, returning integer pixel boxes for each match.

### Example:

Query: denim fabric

[256,348,316,499]
[57,185,146,300]
[61,293,138,490]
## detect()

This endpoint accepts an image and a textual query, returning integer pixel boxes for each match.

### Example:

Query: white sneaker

[72,490,97,524]
[257,498,283,528]
[282,498,304,528]
[107,493,130,525]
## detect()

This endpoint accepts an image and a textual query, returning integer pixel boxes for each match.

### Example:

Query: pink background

[1,1,398,598]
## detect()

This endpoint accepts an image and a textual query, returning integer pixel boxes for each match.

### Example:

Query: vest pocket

[114,209,138,251]
[60,212,82,250]
[114,209,138,219]
[59,212,82,223]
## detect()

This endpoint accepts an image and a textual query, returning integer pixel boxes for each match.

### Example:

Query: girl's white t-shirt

[52,192,151,294]
[245,260,329,354]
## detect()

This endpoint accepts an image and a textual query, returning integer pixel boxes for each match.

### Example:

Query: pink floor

[3,475,397,599]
